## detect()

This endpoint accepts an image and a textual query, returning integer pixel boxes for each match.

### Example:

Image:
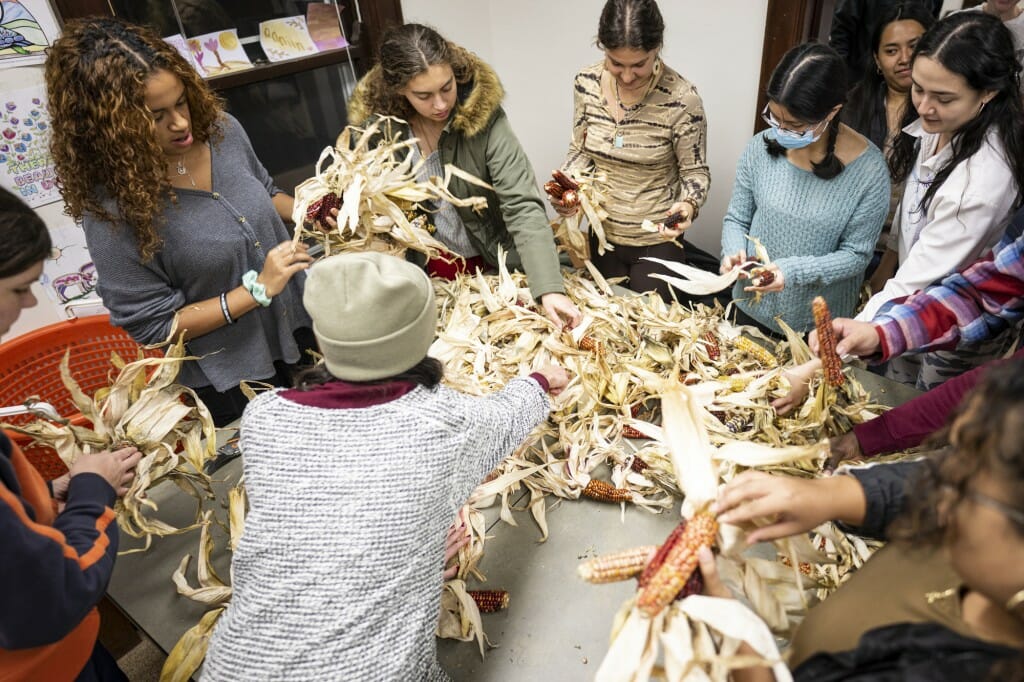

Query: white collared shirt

[859,119,1018,320]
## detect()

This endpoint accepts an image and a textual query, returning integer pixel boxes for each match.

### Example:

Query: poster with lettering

[0,83,57,208]
[260,16,318,62]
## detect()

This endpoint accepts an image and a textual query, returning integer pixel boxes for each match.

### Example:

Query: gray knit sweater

[82,114,310,392]
[201,377,550,681]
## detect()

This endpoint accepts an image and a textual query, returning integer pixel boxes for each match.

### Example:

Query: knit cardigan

[202,377,550,681]
[721,132,890,333]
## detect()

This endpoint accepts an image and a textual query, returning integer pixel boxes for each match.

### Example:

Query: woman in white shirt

[860,11,1024,390]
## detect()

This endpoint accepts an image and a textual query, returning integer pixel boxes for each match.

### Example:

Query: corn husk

[3,336,217,549]
[292,116,492,259]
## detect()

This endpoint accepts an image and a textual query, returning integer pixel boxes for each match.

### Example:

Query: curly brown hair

[45,17,224,261]
[889,360,1024,679]
[355,23,478,122]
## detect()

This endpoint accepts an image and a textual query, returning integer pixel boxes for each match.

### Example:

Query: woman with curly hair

[346,23,582,329]
[45,17,314,425]
[706,360,1024,681]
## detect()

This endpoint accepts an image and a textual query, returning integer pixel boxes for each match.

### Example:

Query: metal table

[105,367,919,678]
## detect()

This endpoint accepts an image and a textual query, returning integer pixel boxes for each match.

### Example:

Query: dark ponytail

[812,118,843,180]
[763,43,849,180]
[888,12,1024,212]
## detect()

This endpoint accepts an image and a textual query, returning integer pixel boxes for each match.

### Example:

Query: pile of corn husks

[2,337,218,550]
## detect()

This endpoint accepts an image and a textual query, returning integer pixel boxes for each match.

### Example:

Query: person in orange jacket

[0,187,141,681]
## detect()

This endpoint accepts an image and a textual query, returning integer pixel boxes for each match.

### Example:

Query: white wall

[400,0,770,255]
[4,65,74,340]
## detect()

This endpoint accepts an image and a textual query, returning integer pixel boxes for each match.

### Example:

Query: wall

[4,65,84,340]
[400,0,770,256]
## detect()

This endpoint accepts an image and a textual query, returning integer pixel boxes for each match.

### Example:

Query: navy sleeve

[0,472,120,648]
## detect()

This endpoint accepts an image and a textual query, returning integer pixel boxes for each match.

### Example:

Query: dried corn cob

[636,510,718,617]
[629,455,649,473]
[780,556,814,576]
[304,191,341,225]
[578,335,605,355]
[813,296,845,387]
[582,479,633,503]
[725,414,751,434]
[702,331,721,361]
[578,545,658,584]
[621,425,646,440]
[469,589,510,613]
[750,267,776,288]
[552,169,580,191]
[543,180,564,199]
[733,336,778,368]
[637,519,687,589]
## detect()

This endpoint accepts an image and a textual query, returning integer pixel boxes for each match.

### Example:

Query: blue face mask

[762,106,829,149]
[767,124,826,149]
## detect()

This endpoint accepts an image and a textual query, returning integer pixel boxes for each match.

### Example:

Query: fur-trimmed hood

[347,51,505,138]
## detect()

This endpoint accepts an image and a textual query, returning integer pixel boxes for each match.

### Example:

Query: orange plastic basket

[0,315,163,480]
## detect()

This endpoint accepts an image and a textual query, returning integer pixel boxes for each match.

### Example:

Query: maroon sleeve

[853,348,1024,456]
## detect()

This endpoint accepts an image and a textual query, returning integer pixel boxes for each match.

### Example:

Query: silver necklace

[413,118,439,157]
[611,76,648,149]
[176,155,197,188]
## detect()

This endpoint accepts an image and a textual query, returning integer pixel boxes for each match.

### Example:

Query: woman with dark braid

[719,43,890,336]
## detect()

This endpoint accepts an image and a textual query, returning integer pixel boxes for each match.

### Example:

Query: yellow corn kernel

[469,589,510,613]
[636,510,718,617]
[812,296,845,386]
[582,479,632,503]
[577,545,658,584]
[733,336,778,368]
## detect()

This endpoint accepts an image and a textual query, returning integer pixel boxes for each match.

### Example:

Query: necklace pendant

[176,161,188,176]
[614,134,624,148]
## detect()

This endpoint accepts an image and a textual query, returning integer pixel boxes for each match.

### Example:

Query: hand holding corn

[70,446,142,498]
[713,470,867,544]
[809,316,882,360]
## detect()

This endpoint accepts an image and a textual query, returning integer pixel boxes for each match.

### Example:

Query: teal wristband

[242,270,272,306]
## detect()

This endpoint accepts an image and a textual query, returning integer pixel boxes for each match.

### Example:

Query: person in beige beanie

[204,252,568,680]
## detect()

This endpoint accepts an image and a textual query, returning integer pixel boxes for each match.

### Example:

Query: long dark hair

[293,356,444,390]
[842,3,935,149]
[888,12,1024,212]
[764,43,849,180]
[597,0,664,51]
[0,187,52,278]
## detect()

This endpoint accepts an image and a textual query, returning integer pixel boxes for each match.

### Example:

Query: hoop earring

[1006,589,1024,612]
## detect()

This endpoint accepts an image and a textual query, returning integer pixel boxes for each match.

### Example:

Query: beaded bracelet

[242,270,272,307]
[219,292,235,325]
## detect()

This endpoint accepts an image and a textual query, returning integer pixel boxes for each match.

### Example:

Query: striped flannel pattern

[874,205,1024,360]
[563,61,709,247]
[202,378,550,681]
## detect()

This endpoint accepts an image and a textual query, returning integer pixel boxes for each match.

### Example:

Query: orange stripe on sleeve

[0,484,116,569]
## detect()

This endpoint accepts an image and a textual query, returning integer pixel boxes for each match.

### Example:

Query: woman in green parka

[347,23,582,329]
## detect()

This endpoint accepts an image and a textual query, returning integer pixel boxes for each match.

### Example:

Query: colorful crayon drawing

[0,1,60,67]
[0,83,58,208]
[187,29,253,77]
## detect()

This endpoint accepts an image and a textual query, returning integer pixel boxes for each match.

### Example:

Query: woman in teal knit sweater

[720,43,890,335]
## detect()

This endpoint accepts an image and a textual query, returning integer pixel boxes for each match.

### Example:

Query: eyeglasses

[760,104,825,136]
[964,490,1024,526]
